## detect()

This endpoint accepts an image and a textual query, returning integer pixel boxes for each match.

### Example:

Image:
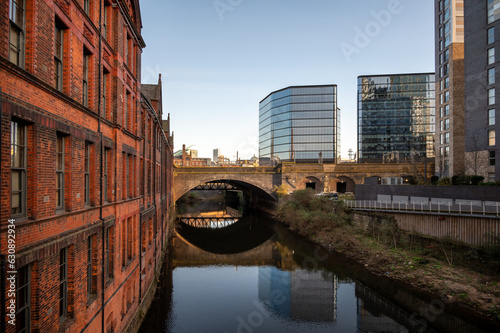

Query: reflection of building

[355,283,409,333]
[259,85,340,163]
[463,1,499,181]
[258,267,338,322]
[357,74,436,163]
[434,0,465,178]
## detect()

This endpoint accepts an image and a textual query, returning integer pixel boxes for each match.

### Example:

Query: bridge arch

[297,176,323,192]
[331,176,355,193]
[174,174,277,202]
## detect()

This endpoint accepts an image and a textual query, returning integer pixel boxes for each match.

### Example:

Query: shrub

[273,184,289,198]
[430,175,439,185]
[471,175,485,185]
[479,181,500,186]
[275,189,352,236]
[438,177,451,186]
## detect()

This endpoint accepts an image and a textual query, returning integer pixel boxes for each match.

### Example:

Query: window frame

[489,109,496,126]
[9,0,25,67]
[489,88,496,105]
[56,134,65,210]
[105,225,114,281]
[489,67,496,85]
[54,22,64,91]
[489,129,496,146]
[84,141,90,205]
[488,27,495,45]
[104,148,109,203]
[17,264,31,333]
[11,121,27,218]
[87,236,96,297]
[60,247,68,319]
[489,47,496,65]
[83,51,90,107]
[84,0,90,16]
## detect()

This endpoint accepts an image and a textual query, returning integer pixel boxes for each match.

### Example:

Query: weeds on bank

[275,189,352,237]
[277,190,500,276]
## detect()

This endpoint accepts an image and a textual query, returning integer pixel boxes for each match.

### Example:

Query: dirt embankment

[310,228,500,322]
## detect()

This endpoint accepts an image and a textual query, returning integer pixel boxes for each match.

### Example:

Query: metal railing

[346,200,500,217]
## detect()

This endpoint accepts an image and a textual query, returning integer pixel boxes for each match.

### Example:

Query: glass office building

[357,74,436,162]
[259,85,340,163]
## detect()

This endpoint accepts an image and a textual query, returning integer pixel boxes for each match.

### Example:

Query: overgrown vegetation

[273,184,289,198]
[277,189,500,274]
[275,189,352,237]
[274,190,500,320]
[431,174,499,186]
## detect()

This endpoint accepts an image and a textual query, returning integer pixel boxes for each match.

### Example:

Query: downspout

[98,2,105,332]
[138,97,143,302]
[153,110,157,278]
[160,131,163,252]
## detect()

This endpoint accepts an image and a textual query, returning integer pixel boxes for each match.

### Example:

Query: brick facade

[0,1,174,332]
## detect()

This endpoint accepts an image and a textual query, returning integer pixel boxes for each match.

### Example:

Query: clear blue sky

[140,0,434,160]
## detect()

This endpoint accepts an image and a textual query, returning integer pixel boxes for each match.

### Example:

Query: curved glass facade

[259,85,339,163]
[357,74,436,162]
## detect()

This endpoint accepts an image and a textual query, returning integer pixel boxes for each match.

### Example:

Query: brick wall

[1,1,174,332]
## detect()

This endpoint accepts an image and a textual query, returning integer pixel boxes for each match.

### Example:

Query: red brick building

[0,0,174,332]
[173,144,211,167]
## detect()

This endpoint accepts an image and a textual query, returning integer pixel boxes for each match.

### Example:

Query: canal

[139,191,498,333]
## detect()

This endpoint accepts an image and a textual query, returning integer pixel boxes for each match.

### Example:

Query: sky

[139,0,435,160]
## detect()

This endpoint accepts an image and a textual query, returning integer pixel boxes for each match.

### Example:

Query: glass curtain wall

[357,74,436,162]
[259,85,339,163]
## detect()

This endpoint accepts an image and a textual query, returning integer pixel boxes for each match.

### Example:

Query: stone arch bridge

[173,162,429,203]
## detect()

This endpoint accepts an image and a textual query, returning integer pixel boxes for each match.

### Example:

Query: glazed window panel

[9,0,25,67]
[489,68,496,85]
[17,265,31,333]
[489,88,496,105]
[83,51,90,107]
[54,23,64,91]
[11,121,27,217]
[488,27,495,45]
[489,48,496,65]
[56,134,64,210]
[489,109,496,126]
[84,0,90,15]
[84,142,91,205]
[60,247,68,318]
[489,129,496,146]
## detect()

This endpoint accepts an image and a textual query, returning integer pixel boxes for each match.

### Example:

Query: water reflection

[140,208,500,333]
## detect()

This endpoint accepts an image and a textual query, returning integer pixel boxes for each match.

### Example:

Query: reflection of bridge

[179,217,239,228]
[192,182,238,191]
[173,162,433,203]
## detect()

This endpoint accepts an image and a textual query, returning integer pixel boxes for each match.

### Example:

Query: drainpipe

[153,110,157,280]
[98,2,105,332]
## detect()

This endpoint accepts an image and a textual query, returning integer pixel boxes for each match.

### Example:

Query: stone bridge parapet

[173,162,434,202]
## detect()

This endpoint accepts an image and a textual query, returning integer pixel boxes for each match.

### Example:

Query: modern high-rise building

[259,85,340,163]
[435,0,465,178]
[463,1,499,182]
[213,148,221,163]
[357,74,436,163]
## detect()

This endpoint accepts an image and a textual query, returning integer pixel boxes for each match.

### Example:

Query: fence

[346,200,500,218]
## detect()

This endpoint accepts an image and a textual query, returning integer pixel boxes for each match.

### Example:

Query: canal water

[139,192,499,333]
